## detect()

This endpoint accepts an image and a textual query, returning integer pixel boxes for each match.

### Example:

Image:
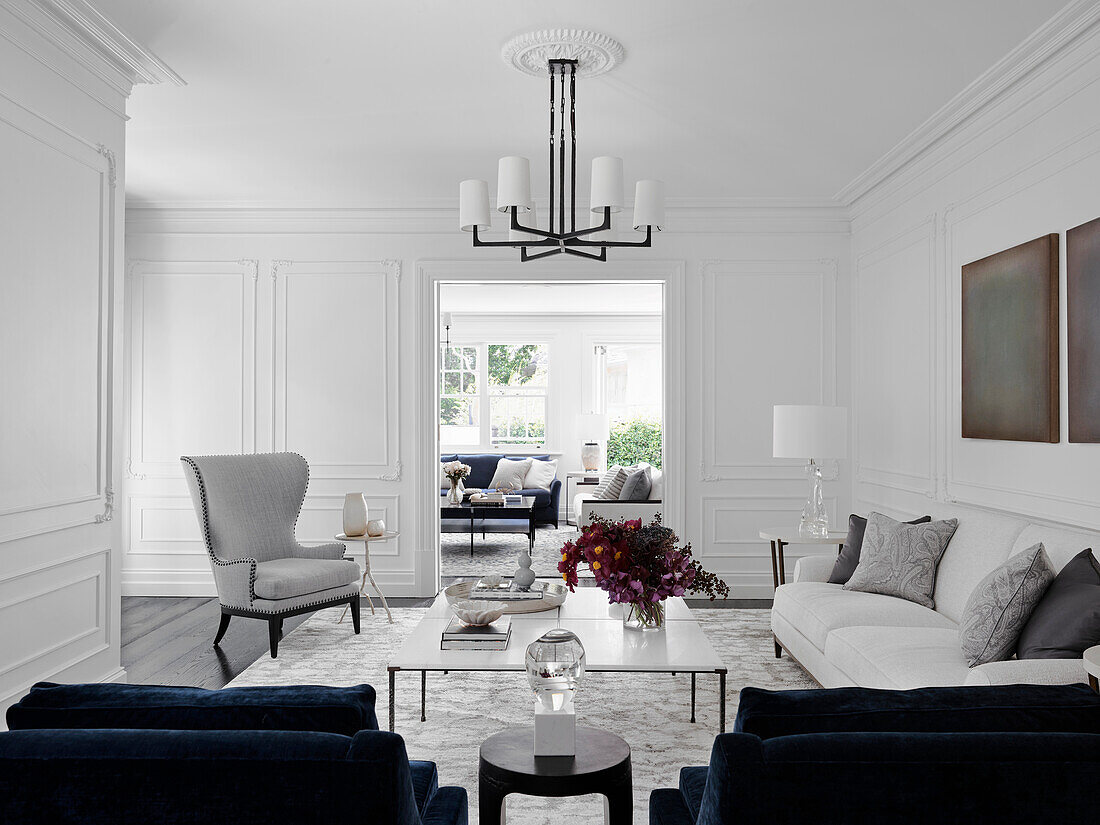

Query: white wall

[123,209,851,599]
[850,13,1100,533]
[0,0,175,715]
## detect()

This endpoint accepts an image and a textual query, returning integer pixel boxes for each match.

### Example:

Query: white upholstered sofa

[573,463,663,527]
[771,504,1093,688]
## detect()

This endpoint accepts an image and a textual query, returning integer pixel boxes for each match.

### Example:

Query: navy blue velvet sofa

[651,684,1100,825]
[1,682,467,825]
[441,453,561,528]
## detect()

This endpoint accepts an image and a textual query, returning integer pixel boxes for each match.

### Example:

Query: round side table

[479,726,632,825]
[336,531,398,624]
[1085,645,1100,693]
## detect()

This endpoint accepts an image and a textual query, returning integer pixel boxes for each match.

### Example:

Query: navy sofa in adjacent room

[1,682,467,825]
[651,684,1100,825]
[440,453,561,528]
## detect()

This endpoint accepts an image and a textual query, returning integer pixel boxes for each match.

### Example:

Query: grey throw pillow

[1017,548,1100,659]
[844,513,959,608]
[829,513,932,585]
[959,543,1055,667]
[593,466,627,501]
[618,466,652,501]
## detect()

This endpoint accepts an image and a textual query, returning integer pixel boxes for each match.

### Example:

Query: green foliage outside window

[606,418,662,468]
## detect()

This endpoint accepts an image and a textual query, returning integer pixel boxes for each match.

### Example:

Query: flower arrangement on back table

[442,460,472,505]
[558,515,729,630]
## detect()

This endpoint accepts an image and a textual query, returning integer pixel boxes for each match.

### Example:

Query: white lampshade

[509,201,539,242]
[773,405,848,460]
[576,412,609,441]
[590,156,624,213]
[632,179,665,231]
[441,312,453,328]
[459,179,490,232]
[497,156,532,213]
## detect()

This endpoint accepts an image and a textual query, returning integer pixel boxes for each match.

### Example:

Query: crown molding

[1,0,183,96]
[124,199,851,236]
[835,0,1100,208]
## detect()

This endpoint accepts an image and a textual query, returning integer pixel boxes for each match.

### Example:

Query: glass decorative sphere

[525,628,586,711]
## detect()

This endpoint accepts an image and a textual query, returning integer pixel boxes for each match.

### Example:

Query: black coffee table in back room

[479,726,632,825]
[440,495,538,557]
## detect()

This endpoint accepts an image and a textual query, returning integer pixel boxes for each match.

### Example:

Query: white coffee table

[387,586,728,733]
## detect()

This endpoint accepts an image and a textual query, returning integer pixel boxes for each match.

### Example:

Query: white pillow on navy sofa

[523,458,558,491]
[488,458,531,491]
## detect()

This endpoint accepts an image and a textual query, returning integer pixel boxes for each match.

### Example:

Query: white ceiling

[96,0,1068,207]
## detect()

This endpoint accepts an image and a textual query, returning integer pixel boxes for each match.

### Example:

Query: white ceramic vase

[342,493,368,537]
[366,519,386,537]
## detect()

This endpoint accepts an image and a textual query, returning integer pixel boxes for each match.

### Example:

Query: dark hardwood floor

[121,596,429,688]
[122,591,769,689]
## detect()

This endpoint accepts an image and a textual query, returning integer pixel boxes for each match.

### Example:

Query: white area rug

[229,606,815,825]
[441,526,580,579]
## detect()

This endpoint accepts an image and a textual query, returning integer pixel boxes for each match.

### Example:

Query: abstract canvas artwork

[961,233,1059,443]
[1068,216,1100,443]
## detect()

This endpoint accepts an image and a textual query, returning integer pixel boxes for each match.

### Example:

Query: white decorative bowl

[451,600,506,626]
[479,574,503,589]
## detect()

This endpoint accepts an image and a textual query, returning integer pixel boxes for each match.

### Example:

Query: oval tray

[444,580,567,614]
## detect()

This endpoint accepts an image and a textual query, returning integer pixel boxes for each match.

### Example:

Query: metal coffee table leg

[388,669,396,731]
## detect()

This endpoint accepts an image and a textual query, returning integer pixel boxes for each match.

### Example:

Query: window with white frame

[440,342,548,448]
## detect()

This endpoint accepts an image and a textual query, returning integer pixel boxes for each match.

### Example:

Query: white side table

[758,527,846,590]
[564,471,602,526]
[336,531,398,624]
[1085,645,1100,693]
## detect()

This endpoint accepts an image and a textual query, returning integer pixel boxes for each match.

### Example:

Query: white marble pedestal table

[1085,645,1100,693]
[336,531,398,624]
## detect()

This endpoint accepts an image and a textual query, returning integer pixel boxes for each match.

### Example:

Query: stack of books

[469,491,505,506]
[440,615,511,650]
[469,581,545,601]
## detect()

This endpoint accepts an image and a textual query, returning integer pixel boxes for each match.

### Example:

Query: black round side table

[478,726,633,825]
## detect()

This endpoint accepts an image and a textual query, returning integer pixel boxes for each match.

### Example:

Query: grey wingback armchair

[181,452,361,658]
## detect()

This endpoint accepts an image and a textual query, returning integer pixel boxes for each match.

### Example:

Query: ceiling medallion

[501,29,625,78]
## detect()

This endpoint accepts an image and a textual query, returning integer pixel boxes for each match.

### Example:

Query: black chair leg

[213,612,231,646]
[268,617,281,658]
[351,595,361,634]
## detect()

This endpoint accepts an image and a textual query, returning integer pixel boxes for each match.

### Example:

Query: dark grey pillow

[618,466,652,501]
[829,513,932,585]
[1017,548,1100,659]
[959,543,1055,666]
[844,513,959,608]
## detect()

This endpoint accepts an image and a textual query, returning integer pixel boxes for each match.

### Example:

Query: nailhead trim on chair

[246,585,361,614]
[181,455,259,607]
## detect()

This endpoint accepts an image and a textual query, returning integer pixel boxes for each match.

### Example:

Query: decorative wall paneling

[852,217,938,504]
[122,258,405,596]
[0,0,178,715]
[127,260,258,478]
[272,259,401,481]
[698,259,838,482]
[852,18,1100,531]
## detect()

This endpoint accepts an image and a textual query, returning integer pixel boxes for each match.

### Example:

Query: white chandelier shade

[633,180,665,231]
[496,156,532,213]
[459,179,491,232]
[590,156,624,213]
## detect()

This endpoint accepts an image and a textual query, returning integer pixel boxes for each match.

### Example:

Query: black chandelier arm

[568,225,653,248]
[508,206,610,241]
[520,247,563,262]
[563,246,607,261]
[470,226,557,248]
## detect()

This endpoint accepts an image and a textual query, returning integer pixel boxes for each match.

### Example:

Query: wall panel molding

[272,259,401,480]
[701,495,839,559]
[699,258,837,481]
[127,259,258,479]
[0,91,113,543]
[852,217,937,499]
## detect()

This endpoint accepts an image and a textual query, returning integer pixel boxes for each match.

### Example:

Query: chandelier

[459,32,664,262]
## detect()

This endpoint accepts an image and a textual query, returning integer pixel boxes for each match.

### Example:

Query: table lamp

[575,413,609,472]
[773,405,848,538]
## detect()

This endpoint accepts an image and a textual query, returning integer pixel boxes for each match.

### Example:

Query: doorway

[414,261,686,596]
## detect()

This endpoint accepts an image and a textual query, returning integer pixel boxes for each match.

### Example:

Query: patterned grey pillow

[959,543,1055,667]
[843,513,959,608]
[592,466,627,501]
